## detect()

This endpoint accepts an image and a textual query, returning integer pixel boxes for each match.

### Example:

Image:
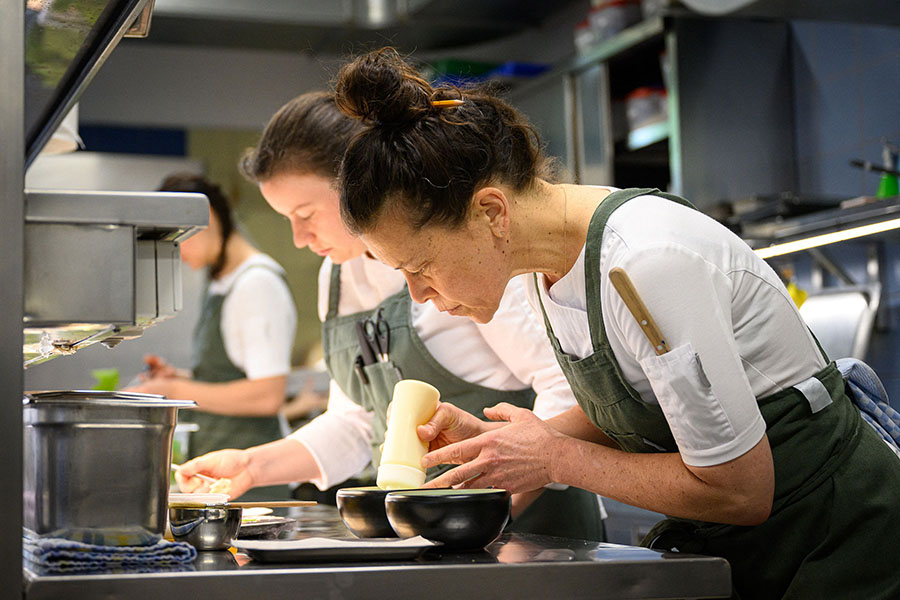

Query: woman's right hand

[417,402,496,452]
[176,449,255,500]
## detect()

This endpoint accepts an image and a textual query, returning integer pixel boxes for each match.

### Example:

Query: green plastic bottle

[876,142,899,198]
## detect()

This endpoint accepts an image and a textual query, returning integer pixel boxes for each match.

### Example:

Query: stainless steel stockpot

[23,390,195,543]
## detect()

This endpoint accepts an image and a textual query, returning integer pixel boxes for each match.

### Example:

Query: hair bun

[334,47,432,126]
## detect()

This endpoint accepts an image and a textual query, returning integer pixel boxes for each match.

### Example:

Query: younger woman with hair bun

[333,48,900,598]
[176,92,606,542]
[128,173,296,500]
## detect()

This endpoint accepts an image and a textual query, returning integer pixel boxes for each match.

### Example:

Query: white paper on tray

[233,535,436,551]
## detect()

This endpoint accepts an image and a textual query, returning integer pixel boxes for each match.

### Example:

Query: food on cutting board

[209,477,232,495]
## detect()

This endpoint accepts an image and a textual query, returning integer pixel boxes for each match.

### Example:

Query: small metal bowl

[168,505,242,550]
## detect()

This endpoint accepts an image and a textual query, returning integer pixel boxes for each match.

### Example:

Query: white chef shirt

[207,253,296,380]
[290,254,578,490]
[526,190,826,467]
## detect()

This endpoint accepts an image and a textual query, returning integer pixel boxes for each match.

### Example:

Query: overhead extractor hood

[23,0,207,367]
[140,0,585,54]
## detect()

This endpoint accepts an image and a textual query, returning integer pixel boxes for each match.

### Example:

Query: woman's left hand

[421,402,566,494]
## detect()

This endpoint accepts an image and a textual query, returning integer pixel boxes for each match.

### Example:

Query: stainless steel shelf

[510,17,665,100]
[572,17,666,73]
[743,196,900,246]
[25,190,209,241]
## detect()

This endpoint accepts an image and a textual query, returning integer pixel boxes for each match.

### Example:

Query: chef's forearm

[173,375,287,416]
[545,406,616,447]
[548,433,774,526]
[245,438,323,487]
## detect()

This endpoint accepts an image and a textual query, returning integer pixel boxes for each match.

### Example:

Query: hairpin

[431,99,464,107]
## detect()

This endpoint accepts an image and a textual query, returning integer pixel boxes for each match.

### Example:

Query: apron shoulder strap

[583,187,697,350]
[326,262,342,320]
[531,273,565,353]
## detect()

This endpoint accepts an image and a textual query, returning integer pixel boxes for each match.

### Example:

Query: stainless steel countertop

[24,505,731,600]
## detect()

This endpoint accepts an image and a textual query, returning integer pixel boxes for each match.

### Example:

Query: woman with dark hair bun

[174,91,607,542]
[333,48,900,598]
[127,173,296,501]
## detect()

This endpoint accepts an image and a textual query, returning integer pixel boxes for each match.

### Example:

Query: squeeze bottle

[876,142,899,199]
[377,379,440,490]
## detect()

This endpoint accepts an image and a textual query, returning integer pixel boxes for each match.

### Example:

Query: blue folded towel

[23,534,197,574]
[836,358,900,458]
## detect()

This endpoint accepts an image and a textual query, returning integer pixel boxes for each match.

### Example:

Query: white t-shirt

[207,253,296,380]
[526,190,826,467]
[290,254,578,490]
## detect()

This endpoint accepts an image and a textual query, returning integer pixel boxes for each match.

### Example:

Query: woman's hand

[124,376,177,397]
[421,402,566,494]
[176,449,255,500]
[142,354,179,380]
[417,401,495,452]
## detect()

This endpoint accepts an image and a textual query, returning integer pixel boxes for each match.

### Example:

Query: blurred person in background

[128,173,297,500]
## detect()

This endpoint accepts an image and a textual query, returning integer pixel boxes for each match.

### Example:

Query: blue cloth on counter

[836,358,900,458]
[23,534,197,574]
[34,526,162,547]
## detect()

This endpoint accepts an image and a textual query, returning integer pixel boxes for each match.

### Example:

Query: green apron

[185,265,290,501]
[534,187,900,599]
[323,264,605,541]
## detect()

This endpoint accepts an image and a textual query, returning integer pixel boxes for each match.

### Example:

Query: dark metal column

[0,1,24,598]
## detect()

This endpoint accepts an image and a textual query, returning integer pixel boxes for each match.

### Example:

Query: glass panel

[573,63,613,185]
[24,0,141,165]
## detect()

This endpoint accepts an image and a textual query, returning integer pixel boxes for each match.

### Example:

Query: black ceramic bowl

[336,486,406,538]
[385,489,510,551]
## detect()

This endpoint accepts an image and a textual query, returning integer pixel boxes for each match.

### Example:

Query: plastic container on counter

[640,0,668,19]
[575,0,643,55]
[574,18,595,55]
[625,86,668,131]
[590,0,643,42]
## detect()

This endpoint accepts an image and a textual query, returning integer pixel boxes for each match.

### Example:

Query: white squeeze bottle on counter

[377,379,441,490]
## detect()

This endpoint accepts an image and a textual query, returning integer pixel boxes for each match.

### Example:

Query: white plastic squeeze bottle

[377,379,440,490]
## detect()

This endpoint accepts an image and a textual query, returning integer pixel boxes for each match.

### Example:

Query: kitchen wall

[75,44,339,373]
[789,20,900,404]
[78,44,339,129]
[792,20,900,198]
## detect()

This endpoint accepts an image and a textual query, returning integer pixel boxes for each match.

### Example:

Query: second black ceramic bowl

[336,486,402,538]
[385,489,510,551]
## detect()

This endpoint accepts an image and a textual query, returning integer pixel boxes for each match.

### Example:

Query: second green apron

[185,265,290,501]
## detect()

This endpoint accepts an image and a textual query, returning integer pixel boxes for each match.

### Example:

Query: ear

[472,186,510,239]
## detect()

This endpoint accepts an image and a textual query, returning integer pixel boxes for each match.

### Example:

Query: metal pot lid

[24,390,197,409]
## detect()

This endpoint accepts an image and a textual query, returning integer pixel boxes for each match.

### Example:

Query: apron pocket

[358,360,403,412]
[640,343,737,459]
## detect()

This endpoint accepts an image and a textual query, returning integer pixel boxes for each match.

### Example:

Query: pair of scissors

[363,308,390,362]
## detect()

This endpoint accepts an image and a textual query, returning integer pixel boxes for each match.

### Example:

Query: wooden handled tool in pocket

[609,267,670,356]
